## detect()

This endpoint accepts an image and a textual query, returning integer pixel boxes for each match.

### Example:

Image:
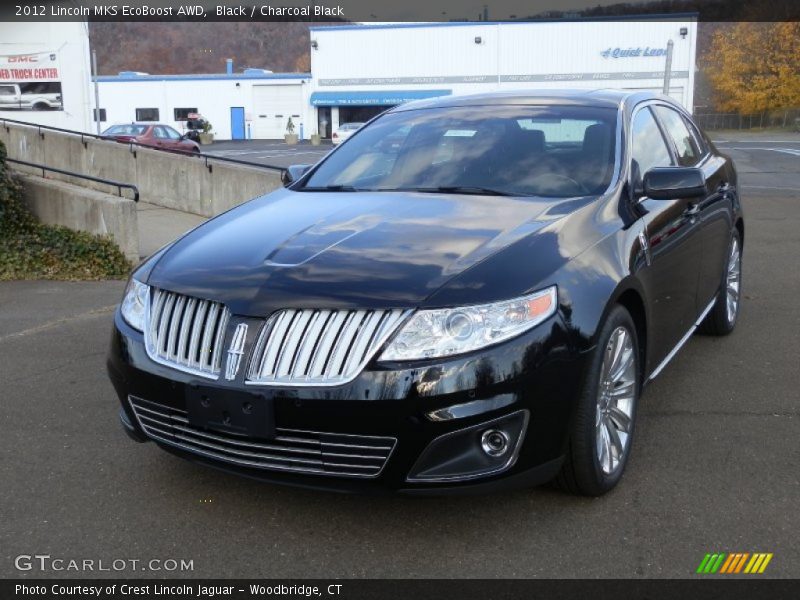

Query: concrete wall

[18,174,139,263]
[0,121,283,217]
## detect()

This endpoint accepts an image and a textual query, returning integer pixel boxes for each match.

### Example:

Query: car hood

[144,189,596,316]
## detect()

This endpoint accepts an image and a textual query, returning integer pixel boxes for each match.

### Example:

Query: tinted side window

[136,108,159,121]
[631,107,673,177]
[655,106,700,166]
[682,114,708,156]
[163,126,181,140]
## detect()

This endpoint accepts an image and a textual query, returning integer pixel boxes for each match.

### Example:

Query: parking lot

[205,139,332,168]
[1,132,798,579]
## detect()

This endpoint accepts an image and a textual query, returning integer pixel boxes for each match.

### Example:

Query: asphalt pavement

[205,139,332,168]
[1,132,798,579]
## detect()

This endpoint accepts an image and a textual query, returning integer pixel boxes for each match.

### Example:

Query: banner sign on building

[0,50,63,111]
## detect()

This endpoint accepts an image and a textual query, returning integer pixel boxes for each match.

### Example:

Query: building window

[93,108,107,122]
[174,107,198,121]
[135,108,159,121]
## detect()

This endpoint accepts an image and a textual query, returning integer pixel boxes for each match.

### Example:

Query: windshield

[303,105,617,197]
[104,124,148,136]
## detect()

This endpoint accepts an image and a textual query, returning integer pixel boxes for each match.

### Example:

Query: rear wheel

[700,230,742,336]
[555,305,640,496]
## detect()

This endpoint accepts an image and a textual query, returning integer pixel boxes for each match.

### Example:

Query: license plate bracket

[185,384,275,440]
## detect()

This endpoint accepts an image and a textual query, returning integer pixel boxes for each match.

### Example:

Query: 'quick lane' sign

[601,47,667,59]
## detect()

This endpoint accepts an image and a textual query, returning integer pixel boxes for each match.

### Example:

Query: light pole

[662,39,674,96]
[92,49,100,134]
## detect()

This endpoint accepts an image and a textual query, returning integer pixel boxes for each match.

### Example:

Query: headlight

[379,286,557,361]
[120,278,149,332]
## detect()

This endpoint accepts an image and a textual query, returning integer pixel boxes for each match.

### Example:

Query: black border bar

[3,579,800,600]
[2,0,799,22]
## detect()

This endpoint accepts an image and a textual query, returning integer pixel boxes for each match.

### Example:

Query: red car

[101,123,200,153]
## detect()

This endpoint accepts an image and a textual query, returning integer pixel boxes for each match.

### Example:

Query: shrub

[0,140,132,280]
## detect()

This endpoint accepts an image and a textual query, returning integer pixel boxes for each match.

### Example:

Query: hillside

[89,22,313,75]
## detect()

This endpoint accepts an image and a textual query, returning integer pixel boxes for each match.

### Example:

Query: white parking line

[742,185,800,191]
[716,147,800,156]
[714,140,800,144]
[207,149,329,158]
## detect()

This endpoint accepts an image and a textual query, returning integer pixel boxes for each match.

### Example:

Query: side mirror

[643,167,706,200]
[282,164,312,187]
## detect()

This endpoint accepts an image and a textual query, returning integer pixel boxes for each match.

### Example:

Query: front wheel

[555,305,640,496]
[700,229,742,336]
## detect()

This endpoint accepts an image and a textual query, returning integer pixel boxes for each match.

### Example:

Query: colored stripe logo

[696,552,773,574]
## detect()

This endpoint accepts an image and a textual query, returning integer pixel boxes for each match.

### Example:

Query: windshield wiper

[381,186,516,196]
[300,185,362,192]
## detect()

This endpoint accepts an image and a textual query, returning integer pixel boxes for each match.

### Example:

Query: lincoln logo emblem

[225,323,248,380]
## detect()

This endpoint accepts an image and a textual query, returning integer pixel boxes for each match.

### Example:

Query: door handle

[684,204,701,217]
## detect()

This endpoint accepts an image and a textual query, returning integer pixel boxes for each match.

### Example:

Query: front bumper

[107,309,586,494]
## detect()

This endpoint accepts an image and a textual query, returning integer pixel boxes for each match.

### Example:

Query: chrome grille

[247,309,408,386]
[128,396,396,478]
[145,289,231,379]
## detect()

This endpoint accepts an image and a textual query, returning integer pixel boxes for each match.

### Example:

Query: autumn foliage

[706,22,800,113]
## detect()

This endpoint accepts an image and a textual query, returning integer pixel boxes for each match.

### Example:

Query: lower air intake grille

[247,308,408,386]
[128,396,396,478]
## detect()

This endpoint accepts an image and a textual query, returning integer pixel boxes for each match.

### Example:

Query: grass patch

[0,140,132,281]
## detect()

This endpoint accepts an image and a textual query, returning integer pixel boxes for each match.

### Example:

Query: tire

[699,229,742,336]
[555,305,641,496]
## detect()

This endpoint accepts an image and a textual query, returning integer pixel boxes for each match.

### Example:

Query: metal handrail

[5,157,140,202]
[0,117,286,173]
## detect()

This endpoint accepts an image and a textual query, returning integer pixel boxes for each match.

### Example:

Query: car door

[161,125,185,151]
[630,104,705,367]
[653,105,733,311]
[151,126,169,149]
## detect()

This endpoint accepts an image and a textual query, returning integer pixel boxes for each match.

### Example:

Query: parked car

[101,123,200,153]
[331,121,364,145]
[0,82,62,110]
[109,90,743,496]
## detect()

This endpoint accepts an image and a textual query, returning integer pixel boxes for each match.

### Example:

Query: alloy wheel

[726,237,741,324]
[596,326,637,475]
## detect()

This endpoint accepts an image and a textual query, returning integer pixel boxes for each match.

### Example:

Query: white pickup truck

[0,82,62,110]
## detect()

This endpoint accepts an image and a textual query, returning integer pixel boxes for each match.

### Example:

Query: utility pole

[662,39,674,96]
[92,49,101,134]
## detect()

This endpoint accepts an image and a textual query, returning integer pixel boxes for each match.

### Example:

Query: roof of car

[391,89,666,112]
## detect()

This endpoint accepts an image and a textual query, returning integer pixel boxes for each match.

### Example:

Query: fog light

[481,429,510,457]
[406,410,528,483]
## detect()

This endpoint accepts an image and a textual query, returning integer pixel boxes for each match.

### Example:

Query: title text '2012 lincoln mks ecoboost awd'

[107,90,743,495]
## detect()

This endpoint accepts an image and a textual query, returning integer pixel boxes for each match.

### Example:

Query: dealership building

[6,18,697,141]
[0,22,93,131]
[305,18,697,138]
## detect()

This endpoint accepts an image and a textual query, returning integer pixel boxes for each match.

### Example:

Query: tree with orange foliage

[706,22,800,113]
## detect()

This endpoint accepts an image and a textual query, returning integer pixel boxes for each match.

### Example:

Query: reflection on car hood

[145,188,595,315]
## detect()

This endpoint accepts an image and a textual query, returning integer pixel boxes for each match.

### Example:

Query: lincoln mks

[107,90,743,495]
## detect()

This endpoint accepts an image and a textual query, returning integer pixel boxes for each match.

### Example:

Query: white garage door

[252,85,303,139]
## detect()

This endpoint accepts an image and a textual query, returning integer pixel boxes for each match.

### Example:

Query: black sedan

[107,90,743,495]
